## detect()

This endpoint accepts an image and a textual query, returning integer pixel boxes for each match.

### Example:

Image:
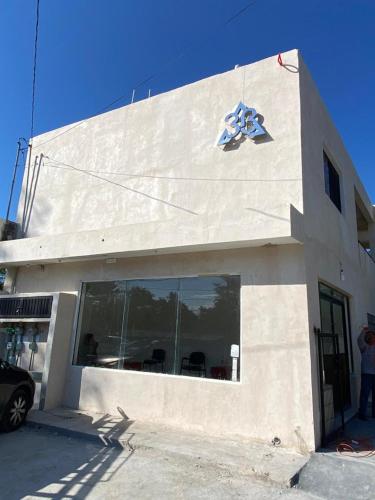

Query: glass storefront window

[75,281,126,369]
[122,279,178,374]
[178,276,240,378]
[74,275,241,381]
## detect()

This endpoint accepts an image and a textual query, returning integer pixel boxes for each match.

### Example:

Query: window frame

[71,274,242,384]
[323,151,342,213]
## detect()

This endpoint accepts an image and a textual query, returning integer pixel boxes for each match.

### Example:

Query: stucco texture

[0,50,303,267]
[15,246,314,452]
[2,49,375,452]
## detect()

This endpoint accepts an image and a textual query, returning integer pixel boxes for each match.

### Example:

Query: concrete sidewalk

[27,407,309,488]
[297,416,375,500]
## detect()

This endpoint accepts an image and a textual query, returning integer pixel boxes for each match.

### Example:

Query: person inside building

[79,333,98,365]
[358,326,375,420]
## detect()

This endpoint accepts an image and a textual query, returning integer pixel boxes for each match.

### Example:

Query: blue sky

[0,0,374,219]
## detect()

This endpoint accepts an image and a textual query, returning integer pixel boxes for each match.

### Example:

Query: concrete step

[27,407,309,488]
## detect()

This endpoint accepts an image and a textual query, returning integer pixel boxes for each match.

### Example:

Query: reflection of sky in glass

[128,279,179,291]
[86,276,238,296]
[86,281,126,297]
[181,297,215,312]
[182,293,216,299]
[180,276,227,291]
[131,288,176,301]
[85,277,239,311]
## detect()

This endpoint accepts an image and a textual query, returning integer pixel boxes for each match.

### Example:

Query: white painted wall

[299,52,375,446]
[14,246,314,451]
[1,49,374,451]
[42,293,76,409]
[0,50,303,268]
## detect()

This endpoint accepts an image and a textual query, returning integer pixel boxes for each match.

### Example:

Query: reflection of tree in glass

[127,287,178,332]
[81,283,125,351]
[83,279,240,336]
[181,277,240,335]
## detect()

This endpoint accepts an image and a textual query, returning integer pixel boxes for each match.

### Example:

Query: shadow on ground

[30,406,136,447]
[1,426,316,500]
[0,425,130,499]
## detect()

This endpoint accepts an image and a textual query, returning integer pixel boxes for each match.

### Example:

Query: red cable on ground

[336,436,375,458]
[277,53,283,66]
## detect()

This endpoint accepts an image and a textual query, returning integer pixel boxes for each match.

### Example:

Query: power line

[33,0,257,150]
[223,1,256,25]
[30,0,40,139]
[19,0,40,232]
[44,157,300,183]
[4,0,40,224]
[93,3,257,116]
[43,156,198,216]
[42,154,299,221]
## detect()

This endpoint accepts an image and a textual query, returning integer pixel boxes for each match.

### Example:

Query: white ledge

[0,209,304,266]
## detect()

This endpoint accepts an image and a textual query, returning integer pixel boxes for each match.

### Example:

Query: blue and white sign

[217,102,266,146]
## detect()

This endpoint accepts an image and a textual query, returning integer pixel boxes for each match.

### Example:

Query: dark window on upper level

[324,152,341,212]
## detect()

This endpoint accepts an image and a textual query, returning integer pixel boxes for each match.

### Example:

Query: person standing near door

[358,326,375,420]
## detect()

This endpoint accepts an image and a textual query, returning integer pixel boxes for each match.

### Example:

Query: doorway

[318,283,352,442]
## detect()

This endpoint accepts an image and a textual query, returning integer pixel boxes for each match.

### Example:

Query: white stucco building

[1,49,374,452]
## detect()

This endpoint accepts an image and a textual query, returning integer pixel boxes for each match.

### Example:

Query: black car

[0,358,35,432]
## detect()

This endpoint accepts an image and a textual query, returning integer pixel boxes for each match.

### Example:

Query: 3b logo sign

[217,102,266,146]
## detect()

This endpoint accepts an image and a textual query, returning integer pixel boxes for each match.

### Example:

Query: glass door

[332,301,351,409]
[319,284,351,414]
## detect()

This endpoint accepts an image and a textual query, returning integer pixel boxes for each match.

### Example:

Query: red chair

[210,366,227,380]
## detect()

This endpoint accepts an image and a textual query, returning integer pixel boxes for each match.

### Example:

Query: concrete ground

[0,426,316,500]
[296,416,375,500]
[1,413,374,499]
[27,408,309,487]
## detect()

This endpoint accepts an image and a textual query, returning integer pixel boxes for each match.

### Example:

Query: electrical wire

[32,0,257,150]
[19,0,40,235]
[336,436,375,458]
[30,0,40,140]
[41,155,299,220]
[42,156,198,216]
[43,157,301,183]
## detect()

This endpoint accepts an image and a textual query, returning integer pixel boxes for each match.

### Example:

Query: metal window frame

[71,274,243,383]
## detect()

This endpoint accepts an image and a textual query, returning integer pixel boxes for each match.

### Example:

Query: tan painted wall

[13,245,314,451]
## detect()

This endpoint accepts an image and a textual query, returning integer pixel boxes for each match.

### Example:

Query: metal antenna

[131,89,135,104]
[148,89,151,98]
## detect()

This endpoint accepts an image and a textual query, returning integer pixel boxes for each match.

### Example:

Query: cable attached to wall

[18,0,41,235]
[3,0,39,224]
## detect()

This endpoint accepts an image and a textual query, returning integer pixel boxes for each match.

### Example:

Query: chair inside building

[180,351,206,377]
[143,348,166,372]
